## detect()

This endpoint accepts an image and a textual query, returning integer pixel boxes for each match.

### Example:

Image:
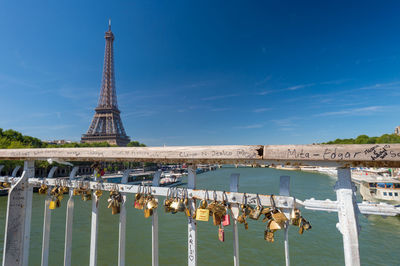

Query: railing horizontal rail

[1,144,400,166]
[0,177,295,209]
[1,176,399,216]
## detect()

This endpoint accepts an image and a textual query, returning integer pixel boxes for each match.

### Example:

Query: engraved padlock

[196,208,210,221]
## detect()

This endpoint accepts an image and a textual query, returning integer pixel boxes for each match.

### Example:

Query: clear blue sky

[1,1,400,146]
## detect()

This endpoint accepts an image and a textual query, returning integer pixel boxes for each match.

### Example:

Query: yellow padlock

[49,200,56,210]
[195,208,210,222]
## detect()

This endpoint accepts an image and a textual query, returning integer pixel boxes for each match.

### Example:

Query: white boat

[299,166,337,177]
[359,179,400,203]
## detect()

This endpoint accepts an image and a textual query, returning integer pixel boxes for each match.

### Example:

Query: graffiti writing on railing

[6,148,259,159]
[286,145,398,161]
[188,221,195,262]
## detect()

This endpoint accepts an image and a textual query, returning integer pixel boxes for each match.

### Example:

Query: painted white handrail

[1,161,400,266]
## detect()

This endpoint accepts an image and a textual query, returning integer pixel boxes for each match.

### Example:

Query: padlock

[112,204,120,215]
[272,211,288,227]
[269,220,282,230]
[218,227,224,242]
[144,208,152,218]
[170,199,180,213]
[147,197,158,210]
[73,188,80,196]
[264,230,275,243]
[290,208,301,226]
[222,214,230,226]
[95,189,103,198]
[237,213,246,224]
[249,205,263,220]
[244,221,249,230]
[38,184,48,195]
[195,208,210,221]
[49,200,56,210]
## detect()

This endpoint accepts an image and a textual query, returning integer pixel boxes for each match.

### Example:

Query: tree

[324,133,400,144]
[127,141,146,147]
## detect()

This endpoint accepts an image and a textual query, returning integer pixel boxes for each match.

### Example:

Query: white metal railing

[0,144,400,266]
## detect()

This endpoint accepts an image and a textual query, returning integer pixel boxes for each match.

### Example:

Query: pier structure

[81,21,130,146]
[1,144,400,266]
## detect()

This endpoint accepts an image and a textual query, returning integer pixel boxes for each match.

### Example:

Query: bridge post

[279,176,291,266]
[151,170,161,266]
[89,171,100,266]
[118,169,131,266]
[230,173,240,266]
[41,166,58,266]
[188,165,197,266]
[2,160,34,266]
[64,167,79,266]
[335,168,360,266]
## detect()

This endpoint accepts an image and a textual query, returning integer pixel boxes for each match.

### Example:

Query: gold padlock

[291,208,301,226]
[272,211,288,226]
[73,188,80,196]
[38,184,48,195]
[196,208,210,221]
[112,204,120,215]
[144,208,152,218]
[264,229,275,243]
[147,197,158,210]
[49,200,56,210]
[82,191,92,201]
[95,189,103,197]
[269,220,282,230]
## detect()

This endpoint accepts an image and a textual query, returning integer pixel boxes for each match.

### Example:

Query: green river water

[0,167,399,265]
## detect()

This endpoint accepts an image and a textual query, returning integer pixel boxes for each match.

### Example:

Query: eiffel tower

[81,21,130,146]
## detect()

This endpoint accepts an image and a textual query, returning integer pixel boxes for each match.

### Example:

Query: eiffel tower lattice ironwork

[81,21,130,146]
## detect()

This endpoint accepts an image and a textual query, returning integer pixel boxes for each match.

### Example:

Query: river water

[0,167,399,265]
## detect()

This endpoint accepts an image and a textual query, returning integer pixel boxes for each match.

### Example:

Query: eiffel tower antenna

[81,23,130,146]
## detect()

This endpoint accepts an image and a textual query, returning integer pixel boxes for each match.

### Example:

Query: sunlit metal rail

[0,144,399,266]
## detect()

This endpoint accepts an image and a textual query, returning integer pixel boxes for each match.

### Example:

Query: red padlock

[222,214,231,226]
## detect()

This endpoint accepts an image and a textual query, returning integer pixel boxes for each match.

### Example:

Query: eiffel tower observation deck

[81,21,130,146]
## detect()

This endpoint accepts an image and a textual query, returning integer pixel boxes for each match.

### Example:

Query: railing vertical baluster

[151,170,161,266]
[188,165,197,266]
[23,161,34,266]
[118,169,131,266]
[11,165,21,178]
[3,160,34,266]
[230,173,240,266]
[41,166,58,266]
[63,166,79,266]
[335,168,360,266]
[89,171,99,266]
[279,176,291,266]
